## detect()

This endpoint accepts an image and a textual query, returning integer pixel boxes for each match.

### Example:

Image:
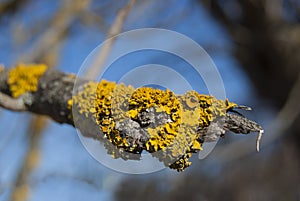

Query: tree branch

[0,92,27,111]
[0,65,263,171]
[84,0,136,78]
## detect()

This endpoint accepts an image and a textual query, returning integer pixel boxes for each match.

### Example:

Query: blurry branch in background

[11,117,47,201]
[4,1,136,197]
[274,72,300,134]
[199,0,300,160]
[0,0,28,19]
[79,7,104,30]
[201,0,300,107]
[18,0,91,64]
[9,1,92,200]
[84,0,135,78]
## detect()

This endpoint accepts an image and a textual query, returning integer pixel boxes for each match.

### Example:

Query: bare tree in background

[199,0,300,149]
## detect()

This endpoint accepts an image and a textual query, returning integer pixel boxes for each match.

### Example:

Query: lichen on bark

[0,64,264,171]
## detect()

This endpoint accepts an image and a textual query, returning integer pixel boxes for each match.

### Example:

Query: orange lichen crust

[7,63,48,97]
[71,79,238,171]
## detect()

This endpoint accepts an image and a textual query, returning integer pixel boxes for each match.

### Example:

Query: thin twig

[84,0,136,79]
[213,72,300,161]
[256,130,263,152]
[0,92,27,111]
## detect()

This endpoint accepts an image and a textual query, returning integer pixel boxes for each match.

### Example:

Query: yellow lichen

[71,79,238,171]
[69,81,98,118]
[150,90,236,171]
[7,63,47,97]
[128,88,181,152]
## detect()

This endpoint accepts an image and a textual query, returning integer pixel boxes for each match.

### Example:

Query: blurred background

[0,0,300,200]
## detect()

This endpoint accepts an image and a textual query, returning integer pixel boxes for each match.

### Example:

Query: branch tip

[256,130,264,152]
[236,105,252,111]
